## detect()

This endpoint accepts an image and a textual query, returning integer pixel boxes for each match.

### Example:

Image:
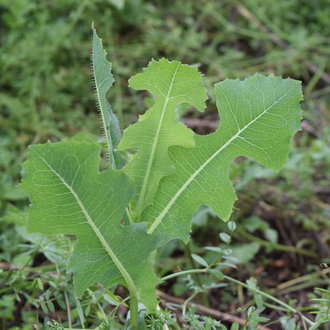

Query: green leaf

[119,59,208,217]
[191,253,208,268]
[219,232,231,244]
[92,25,123,169]
[227,221,236,232]
[21,141,160,311]
[230,243,260,264]
[144,75,303,244]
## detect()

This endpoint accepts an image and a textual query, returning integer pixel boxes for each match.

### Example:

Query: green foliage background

[1,0,329,202]
[0,0,329,328]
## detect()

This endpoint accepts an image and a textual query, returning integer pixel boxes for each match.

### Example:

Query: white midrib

[93,51,133,223]
[147,87,294,234]
[35,152,138,296]
[135,63,181,216]
[93,54,117,169]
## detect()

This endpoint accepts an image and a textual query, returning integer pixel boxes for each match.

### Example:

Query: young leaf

[21,141,160,311]
[144,75,303,244]
[118,59,208,217]
[219,233,231,244]
[92,25,123,169]
[191,254,208,268]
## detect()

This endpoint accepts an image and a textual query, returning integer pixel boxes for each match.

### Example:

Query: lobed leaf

[118,59,208,218]
[144,74,303,245]
[21,141,160,311]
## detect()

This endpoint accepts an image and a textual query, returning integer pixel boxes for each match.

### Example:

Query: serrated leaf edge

[92,26,122,169]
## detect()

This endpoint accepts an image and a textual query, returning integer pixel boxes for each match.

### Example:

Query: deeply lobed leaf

[144,74,303,245]
[119,59,208,218]
[21,141,160,310]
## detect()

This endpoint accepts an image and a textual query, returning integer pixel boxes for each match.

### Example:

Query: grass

[0,0,329,328]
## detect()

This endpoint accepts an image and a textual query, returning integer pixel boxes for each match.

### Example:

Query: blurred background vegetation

[0,0,329,328]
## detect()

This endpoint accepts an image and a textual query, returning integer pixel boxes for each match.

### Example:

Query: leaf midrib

[147,86,294,234]
[135,62,181,216]
[92,36,117,169]
[33,151,138,295]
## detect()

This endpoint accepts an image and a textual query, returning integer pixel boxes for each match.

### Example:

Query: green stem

[185,244,209,307]
[125,208,134,224]
[236,228,317,258]
[224,275,315,327]
[162,269,315,326]
[64,291,72,328]
[74,294,85,328]
[162,268,207,281]
[182,290,199,316]
[129,292,139,329]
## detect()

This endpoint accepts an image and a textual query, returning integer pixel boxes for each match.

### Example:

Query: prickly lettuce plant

[118,58,208,218]
[21,27,303,328]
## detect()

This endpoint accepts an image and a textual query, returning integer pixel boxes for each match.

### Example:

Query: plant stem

[162,268,208,281]
[74,294,85,328]
[182,290,199,316]
[129,292,139,329]
[64,291,72,328]
[236,228,317,258]
[162,269,316,326]
[185,243,209,307]
[125,208,134,224]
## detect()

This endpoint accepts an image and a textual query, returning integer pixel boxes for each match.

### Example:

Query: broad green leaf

[144,75,303,244]
[21,141,160,311]
[92,26,123,169]
[119,59,208,218]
